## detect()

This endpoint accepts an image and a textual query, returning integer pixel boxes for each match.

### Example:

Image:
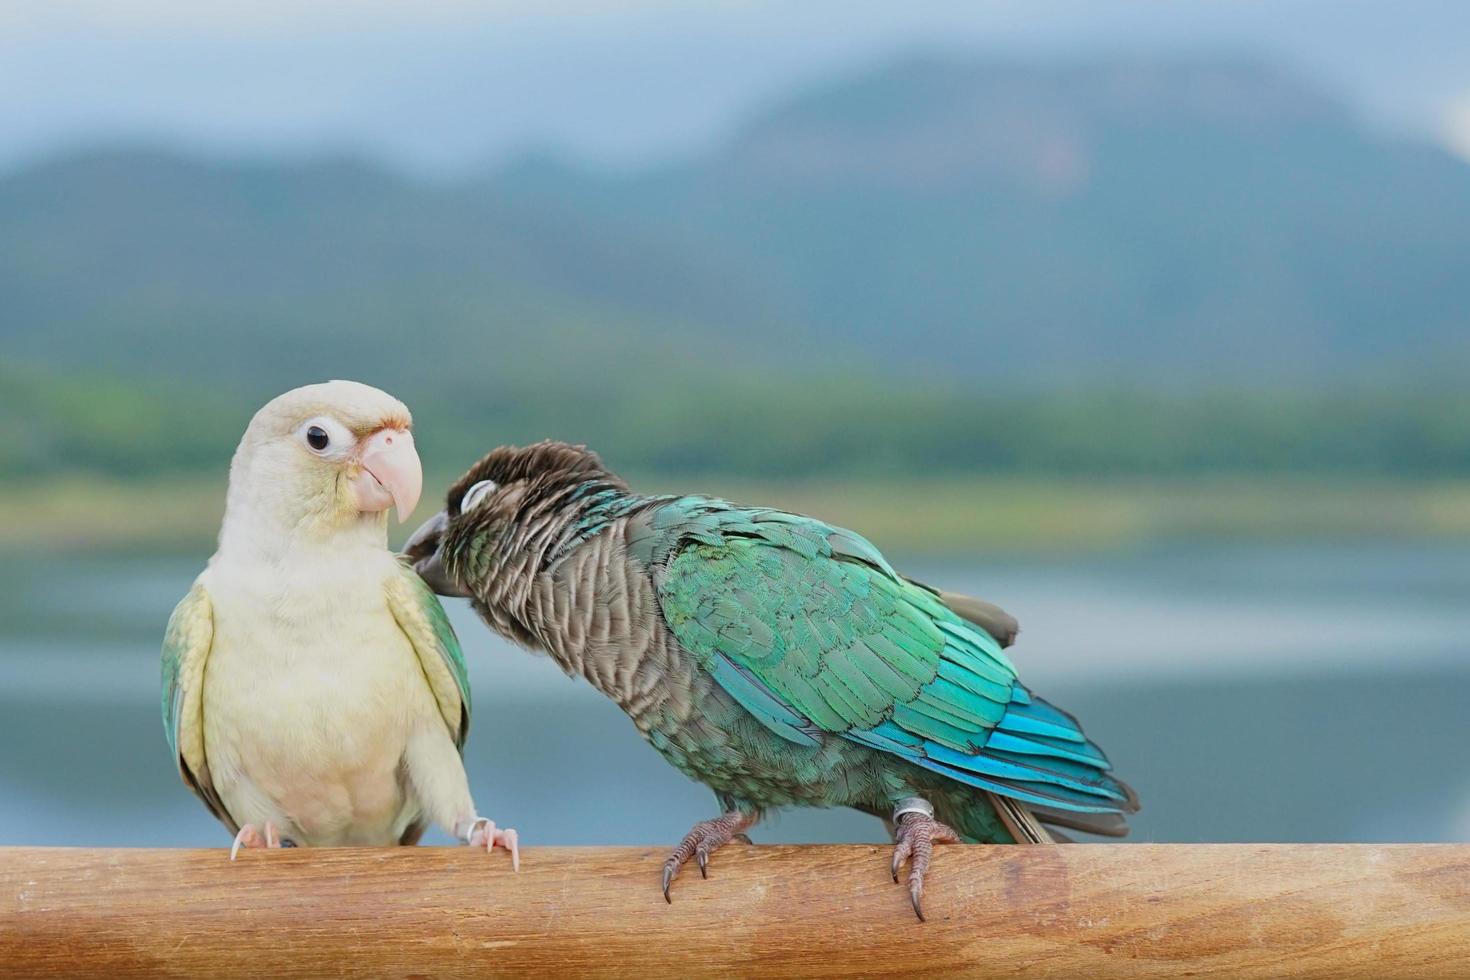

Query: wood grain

[2,844,1467,978]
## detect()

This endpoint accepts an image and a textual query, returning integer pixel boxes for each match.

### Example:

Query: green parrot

[407,441,1136,919]
[162,380,517,862]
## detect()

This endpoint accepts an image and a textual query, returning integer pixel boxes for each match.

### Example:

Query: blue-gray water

[2,542,1469,849]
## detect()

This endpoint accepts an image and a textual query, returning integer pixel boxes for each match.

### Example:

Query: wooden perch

[2,844,1468,978]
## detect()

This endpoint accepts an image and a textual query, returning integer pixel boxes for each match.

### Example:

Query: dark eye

[306,426,330,451]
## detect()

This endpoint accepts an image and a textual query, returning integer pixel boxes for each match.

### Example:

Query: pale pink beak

[351,427,422,522]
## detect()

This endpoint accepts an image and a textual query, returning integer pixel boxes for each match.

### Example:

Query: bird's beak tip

[356,428,423,523]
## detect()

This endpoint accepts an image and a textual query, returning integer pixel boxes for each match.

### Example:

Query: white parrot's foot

[457,816,520,871]
[230,821,292,860]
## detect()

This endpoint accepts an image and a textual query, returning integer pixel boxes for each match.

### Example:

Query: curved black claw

[891,810,961,922]
[280,839,298,848]
[660,810,756,903]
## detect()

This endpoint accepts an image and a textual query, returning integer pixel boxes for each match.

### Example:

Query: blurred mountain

[498,57,1470,382]
[3,56,1470,477]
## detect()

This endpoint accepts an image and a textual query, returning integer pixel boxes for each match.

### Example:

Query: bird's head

[223,381,423,549]
[405,441,620,598]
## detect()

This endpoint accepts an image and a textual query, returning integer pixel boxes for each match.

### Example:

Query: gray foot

[891,805,961,921]
[661,810,756,902]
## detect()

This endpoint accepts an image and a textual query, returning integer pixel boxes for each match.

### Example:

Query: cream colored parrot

[161,380,517,863]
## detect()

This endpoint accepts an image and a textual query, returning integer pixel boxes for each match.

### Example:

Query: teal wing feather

[161,582,234,830]
[387,561,471,750]
[652,498,1134,816]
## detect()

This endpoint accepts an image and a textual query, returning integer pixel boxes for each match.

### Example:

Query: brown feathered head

[405,441,626,597]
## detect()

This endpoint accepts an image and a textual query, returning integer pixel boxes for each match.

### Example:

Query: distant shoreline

[5,473,1468,557]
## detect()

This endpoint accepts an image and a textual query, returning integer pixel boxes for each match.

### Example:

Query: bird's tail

[987,792,1055,844]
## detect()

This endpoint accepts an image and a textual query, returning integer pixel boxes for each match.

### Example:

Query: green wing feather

[387,561,471,750]
[657,501,1009,744]
[652,497,1135,817]
[160,582,234,830]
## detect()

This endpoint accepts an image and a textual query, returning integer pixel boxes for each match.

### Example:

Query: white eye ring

[461,479,497,512]
[298,416,352,458]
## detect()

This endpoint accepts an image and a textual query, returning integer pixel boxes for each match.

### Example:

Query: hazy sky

[3,0,1469,174]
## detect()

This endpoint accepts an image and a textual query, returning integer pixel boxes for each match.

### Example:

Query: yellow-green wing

[387,561,471,750]
[160,583,233,830]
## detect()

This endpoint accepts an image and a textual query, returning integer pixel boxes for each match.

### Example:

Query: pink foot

[461,817,520,871]
[229,822,289,860]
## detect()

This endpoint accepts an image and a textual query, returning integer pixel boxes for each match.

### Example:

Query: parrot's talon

[661,810,756,900]
[280,839,298,848]
[504,828,520,872]
[890,806,959,922]
[891,832,913,883]
[229,823,282,860]
[461,816,519,867]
